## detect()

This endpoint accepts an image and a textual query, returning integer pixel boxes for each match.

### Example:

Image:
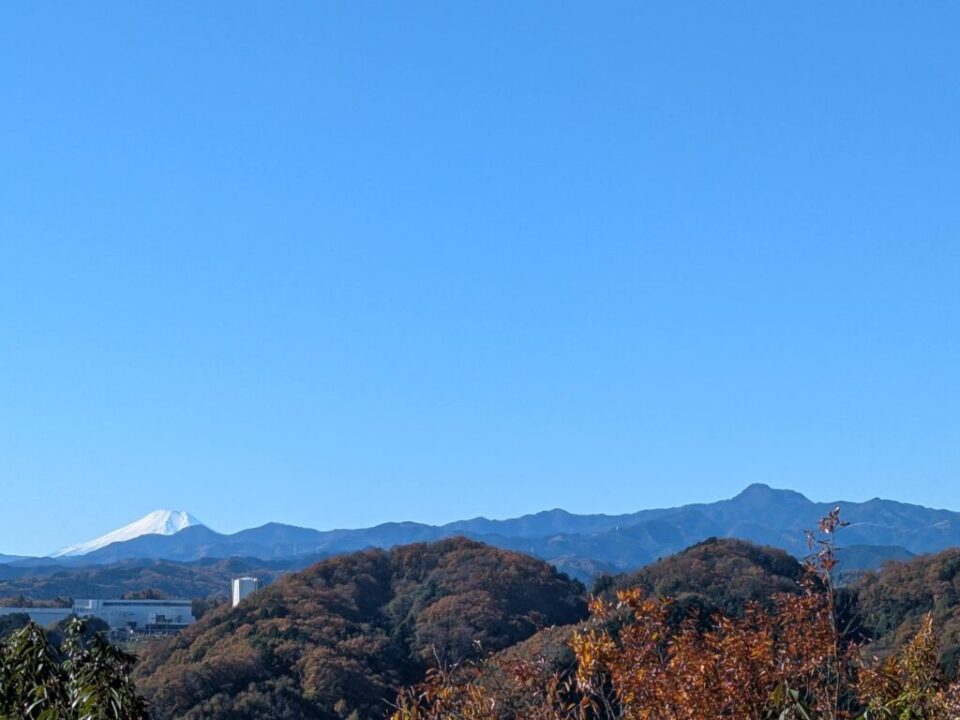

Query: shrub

[0,618,149,719]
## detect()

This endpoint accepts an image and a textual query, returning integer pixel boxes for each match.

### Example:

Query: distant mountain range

[5,484,959,581]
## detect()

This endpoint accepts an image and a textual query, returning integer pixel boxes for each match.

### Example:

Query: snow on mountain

[52,510,204,557]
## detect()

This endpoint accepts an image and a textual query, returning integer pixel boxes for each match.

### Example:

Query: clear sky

[2,3,958,556]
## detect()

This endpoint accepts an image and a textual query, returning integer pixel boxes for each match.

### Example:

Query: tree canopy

[0,618,148,720]
[134,538,587,720]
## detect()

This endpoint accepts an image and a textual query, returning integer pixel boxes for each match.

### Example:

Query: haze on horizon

[2,2,959,556]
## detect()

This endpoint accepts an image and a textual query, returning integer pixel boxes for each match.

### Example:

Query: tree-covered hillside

[133,538,587,720]
[498,537,960,680]
[599,536,807,614]
[853,547,960,675]
[7,531,960,719]
[503,537,810,673]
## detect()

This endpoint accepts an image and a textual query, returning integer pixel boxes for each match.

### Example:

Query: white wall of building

[74,599,194,631]
[232,577,260,607]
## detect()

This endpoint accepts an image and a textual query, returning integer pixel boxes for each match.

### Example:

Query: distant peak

[738,483,774,495]
[733,484,810,503]
[51,510,205,558]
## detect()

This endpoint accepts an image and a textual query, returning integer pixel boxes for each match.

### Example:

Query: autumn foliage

[391,511,960,720]
[134,538,587,720]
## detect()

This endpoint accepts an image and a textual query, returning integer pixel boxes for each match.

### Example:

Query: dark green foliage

[853,547,960,676]
[0,614,30,641]
[134,538,587,720]
[0,618,149,719]
[45,616,112,650]
[0,612,110,648]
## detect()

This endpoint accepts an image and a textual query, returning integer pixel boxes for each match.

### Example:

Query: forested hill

[512,539,960,680]
[502,537,812,670]
[0,555,326,604]
[123,535,960,720]
[133,538,587,720]
[853,547,960,672]
[600,537,808,614]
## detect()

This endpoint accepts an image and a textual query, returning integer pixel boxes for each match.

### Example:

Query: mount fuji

[52,510,204,558]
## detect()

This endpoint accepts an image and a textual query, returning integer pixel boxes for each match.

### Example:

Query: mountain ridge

[26,485,959,582]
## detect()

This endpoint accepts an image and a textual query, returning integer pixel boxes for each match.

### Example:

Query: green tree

[0,618,149,719]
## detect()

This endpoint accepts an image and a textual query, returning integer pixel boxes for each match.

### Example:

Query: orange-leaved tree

[390,509,960,720]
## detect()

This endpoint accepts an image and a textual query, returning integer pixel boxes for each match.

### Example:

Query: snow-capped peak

[52,510,204,557]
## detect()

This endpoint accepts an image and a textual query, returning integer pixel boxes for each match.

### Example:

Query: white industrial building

[232,577,260,606]
[0,598,195,635]
[74,599,194,632]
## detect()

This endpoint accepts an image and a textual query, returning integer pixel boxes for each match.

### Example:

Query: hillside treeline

[133,538,587,720]
[127,530,960,719]
[393,513,960,719]
[5,528,960,719]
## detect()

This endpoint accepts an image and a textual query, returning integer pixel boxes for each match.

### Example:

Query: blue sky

[2,3,958,556]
